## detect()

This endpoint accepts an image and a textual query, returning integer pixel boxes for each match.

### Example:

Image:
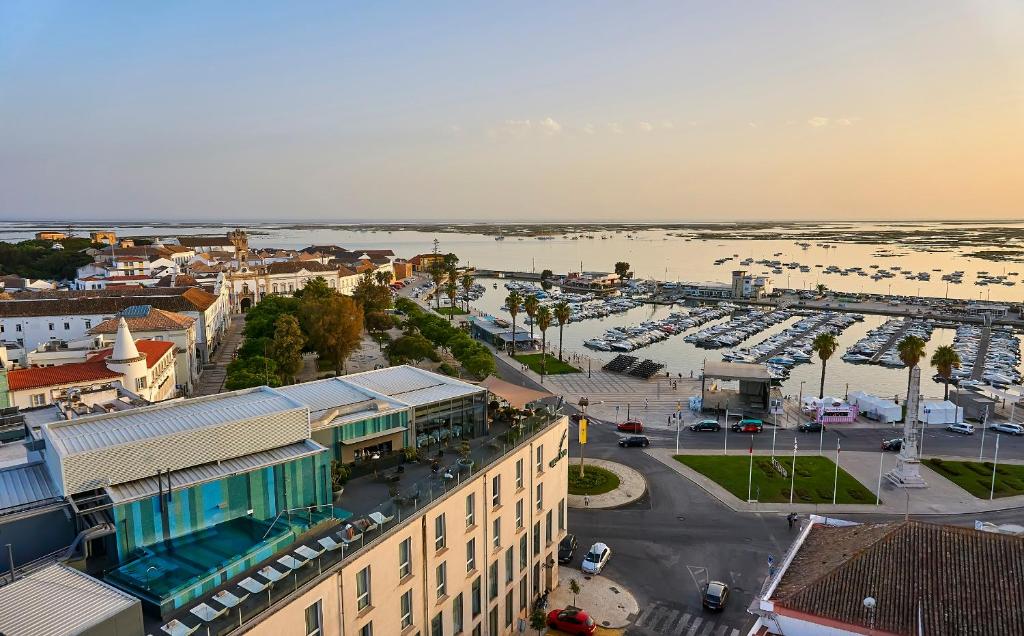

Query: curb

[567,458,648,509]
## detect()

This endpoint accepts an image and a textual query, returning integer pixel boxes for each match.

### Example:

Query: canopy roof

[703,360,771,382]
[478,376,553,409]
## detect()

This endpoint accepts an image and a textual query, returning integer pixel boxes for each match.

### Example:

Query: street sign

[579,418,588,445]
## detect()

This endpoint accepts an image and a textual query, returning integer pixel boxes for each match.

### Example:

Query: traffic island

[549,567,638,630]
[923,458,1024,498]
[566,459,647,509]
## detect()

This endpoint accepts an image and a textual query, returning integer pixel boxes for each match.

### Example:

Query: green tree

[529,609,547,636]
[540,269,553,280]
[569,578,581,607]
[897,335,928,394]
[270,314,305,384]
[302,293,364,375]
[811,333,839,399]
[353,271,392,317]
[462,351,496,379]
[0,239,96,280]
[461,273,474,313]
[505,291,522,357]
[296,276,332,301]
[553,301,571,361]
[386,333,439,365]
[614,261,631,279]
[374,269,393,287]
[444,277,459,320]
[536,305,552,376]
[930,344,962,400]
[225,356,279,390]
[243,295,302,341]
[523,295,540,345]
[815,283,828,296]
[442,252,459,271]
[430,265,446,311]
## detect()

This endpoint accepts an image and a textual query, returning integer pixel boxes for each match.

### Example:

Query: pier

[868,320,912,364]
[755,313,834,363]
[970,326,992,381]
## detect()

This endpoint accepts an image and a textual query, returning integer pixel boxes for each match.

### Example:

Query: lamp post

[577,397,589,478]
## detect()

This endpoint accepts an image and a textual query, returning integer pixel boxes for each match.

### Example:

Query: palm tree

[897,335,927,393]
[444,279,458,320]
[430,266,445,311]
[461,273,474,313]
[815,283,827,296]
[811,332,839,399]
[523,295,539,346]
[374,270,393,287]
[553,301,571,361]
[536,306,552,376]
[930,345,961,401]
[505,291,522,357]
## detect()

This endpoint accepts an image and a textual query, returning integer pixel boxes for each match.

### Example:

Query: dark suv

[690,419,721,432]
[798,421,826,433]
[618,435,650,448]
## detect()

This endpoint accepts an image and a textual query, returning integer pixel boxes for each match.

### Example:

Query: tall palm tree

[536,306,552,376]
[444,279,458,320]
[897,335,927,393]
[461,273,474,313]
[553,301,571,361]
[815,283,827,296]
[430,266,445,311]
[811,332,839,399]
[374,270,393,287]
[505,291,522,357]
[523,295,540,347]
[930,345,961,401]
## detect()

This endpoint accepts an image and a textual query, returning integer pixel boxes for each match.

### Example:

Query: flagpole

[789,439,797,505]
[724,409,729,455]
[990,433,1000,500]
[876,450,884,506]
[747,436,754,501]
[832,439,840,505]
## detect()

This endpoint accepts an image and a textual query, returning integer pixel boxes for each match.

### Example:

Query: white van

[946,423,975,435]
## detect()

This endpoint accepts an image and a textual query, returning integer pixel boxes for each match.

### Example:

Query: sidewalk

[648,447,1024,516]
[567,458,647,509]
[549,567,638,629]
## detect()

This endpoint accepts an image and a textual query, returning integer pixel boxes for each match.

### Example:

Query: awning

[478,376,553,409]
[703,360,771,382]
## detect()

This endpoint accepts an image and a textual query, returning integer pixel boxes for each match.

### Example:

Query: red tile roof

[87,339,175,369]
[89,309,195,334]
[7,363,121,391]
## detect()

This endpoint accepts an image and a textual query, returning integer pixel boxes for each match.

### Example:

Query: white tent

[919,400,963,425]
[850,391,902,424]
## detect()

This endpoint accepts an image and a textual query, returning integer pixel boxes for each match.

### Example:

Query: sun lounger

[190,602,227,622]
[257,566,286,584]
[238,577,267,595]
[318,536,342,552]
[295,544,324,560]
[212,589,247,609]
[277,554,308,570]
[368,511,394,526]
[161,618,198,636]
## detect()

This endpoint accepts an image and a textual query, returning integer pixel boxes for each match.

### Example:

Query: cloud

[538,117,562,135]
[582,123,596,135]
[836,117,861,126]
[661,120,674,129]
[638,121,654,132]
[747,121,758,128]
[608,122,624,134]
[808,116,860,128]
[808,116,830,128]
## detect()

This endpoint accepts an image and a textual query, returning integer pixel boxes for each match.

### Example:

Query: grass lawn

[923,458,1024,499]
[435,306,468,316]
[515,353,580,375]
[568,465,621,495]
[674,455,876,504]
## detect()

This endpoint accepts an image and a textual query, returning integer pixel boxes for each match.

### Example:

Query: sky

[1,1,1022,223]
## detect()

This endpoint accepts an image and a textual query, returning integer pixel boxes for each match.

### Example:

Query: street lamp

[577,397,589,478]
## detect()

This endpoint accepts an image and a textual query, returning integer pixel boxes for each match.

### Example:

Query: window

[536,483,543,510]
[492,518,501,550]
[356,566,371,610]
[359,623,373,636]
[15,324,22,332]
[533,563,540,595]
[471,577,481,617]
[491,475,501,508]
[504,547,513,584]
[304,600,323,636]
[135,377,147,391]
[558,498,565,531]
[31,393,46,407]
[465,493,475,527]
[48,323,54,331]
[436,562,447,599]
[63,322,70,330]
[435,513,446,551]
[505,590,514,626]
[546,510,553,546]
[519,576,528,610]
[466,538,476,573]
[453,593,464,634]
[489,607,498,636]
[472,626,481,636]
[515,458,523,489]
[533,522,540,556]
[515,499,523,530]
[84,319,91,329]
[429,613,441,636]
[536,445,544,473]
[399,537,412,578]
[400,590,413,629]
[488,562,498,600]
[519,534,528,571]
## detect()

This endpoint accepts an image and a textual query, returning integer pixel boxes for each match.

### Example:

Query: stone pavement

[548,567,638,629]
[567,459,647,509]
[647,447,1024,516]
[194,315,244,396]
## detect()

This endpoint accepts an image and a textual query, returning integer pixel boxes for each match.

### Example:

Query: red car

[616,419,643,433]
[547,608,596,635]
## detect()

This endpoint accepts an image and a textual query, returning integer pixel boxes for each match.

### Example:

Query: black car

[690,419,721,432]
[618,435,650,448]
[798,421,826,433]
[881,438,904,452]
[558,534,578,564]
[702,581,729,611]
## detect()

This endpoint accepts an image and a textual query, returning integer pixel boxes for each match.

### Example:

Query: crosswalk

[629,601,743,636]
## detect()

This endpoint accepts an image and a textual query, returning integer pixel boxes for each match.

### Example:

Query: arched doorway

[240,297,252,312]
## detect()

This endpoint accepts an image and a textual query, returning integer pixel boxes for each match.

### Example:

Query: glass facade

[315,410,410,462]
[413,393,487,447]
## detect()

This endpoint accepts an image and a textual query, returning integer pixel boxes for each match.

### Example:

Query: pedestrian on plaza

[787,512,797,529]
[584,495,590,508]
[644,398,649,409]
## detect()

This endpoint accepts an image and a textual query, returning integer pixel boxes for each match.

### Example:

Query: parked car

[616,419,643,433]
[732,419,763,433]
[702,581,730,611]
[581,542,611,575]
[547,608,597,635]
[881,438,904,452]
[946,423,975,435]
[798,421,826,433]
[690,419,721,432]
[990,423,1024,436]
[558,534,578,564]
[618,435,650,448]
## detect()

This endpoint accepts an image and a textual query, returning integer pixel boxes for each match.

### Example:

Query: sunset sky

[1,1,1021,222]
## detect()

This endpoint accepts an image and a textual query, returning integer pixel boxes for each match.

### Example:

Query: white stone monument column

[886,366,928,488]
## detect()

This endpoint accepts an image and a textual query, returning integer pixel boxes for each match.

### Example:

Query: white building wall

[0,314,114,353]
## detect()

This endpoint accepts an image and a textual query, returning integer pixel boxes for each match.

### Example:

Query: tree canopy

[271,314,305,384]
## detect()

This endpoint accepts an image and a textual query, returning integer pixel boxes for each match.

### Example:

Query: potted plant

[331,460,350,500]
[403,446,420,463]
[456,439,474,471]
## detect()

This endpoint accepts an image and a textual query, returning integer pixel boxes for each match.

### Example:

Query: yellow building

[90,231,118,245]
[35,230,67,241]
